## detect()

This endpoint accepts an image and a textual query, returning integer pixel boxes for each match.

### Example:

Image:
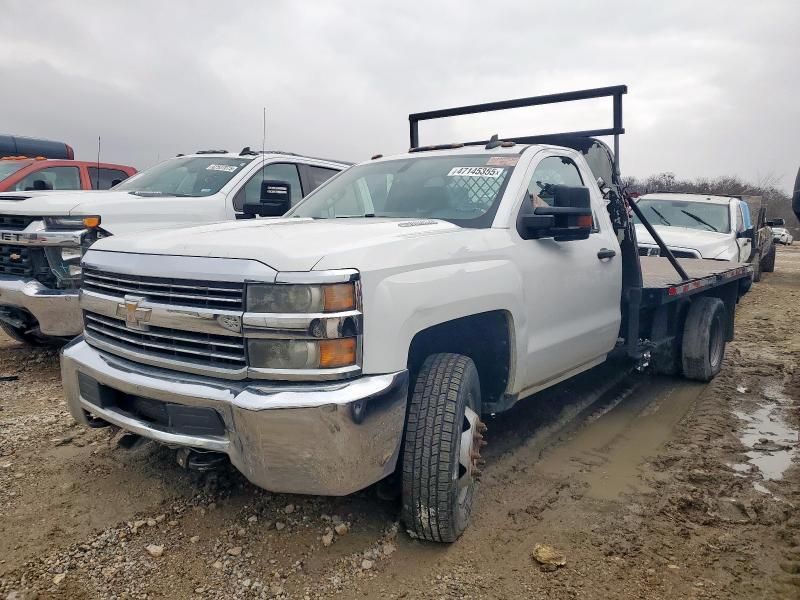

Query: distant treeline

[622,172,799,233]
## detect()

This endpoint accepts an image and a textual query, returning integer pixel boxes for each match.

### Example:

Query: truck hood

[635,224,732,258]
[0,190,127,217]
[90,217,464,272]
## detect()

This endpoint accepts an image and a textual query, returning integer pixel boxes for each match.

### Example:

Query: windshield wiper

[680,209,718,232]
[333,213,375,218]
[649,206,671,226]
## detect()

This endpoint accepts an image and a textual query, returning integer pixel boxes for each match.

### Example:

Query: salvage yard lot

[1,246,799,600]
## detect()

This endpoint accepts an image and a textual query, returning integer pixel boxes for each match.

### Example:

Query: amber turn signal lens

[322,283,356,312]
[319,338,357,368]
[82,216,101,228]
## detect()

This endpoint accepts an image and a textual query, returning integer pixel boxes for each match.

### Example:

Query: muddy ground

[1,246,798,600]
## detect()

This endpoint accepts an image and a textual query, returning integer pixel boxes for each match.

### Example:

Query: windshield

[287,155,515,227]
[0,161,32,181]
[114,156,252,197]
[633,198,730,233]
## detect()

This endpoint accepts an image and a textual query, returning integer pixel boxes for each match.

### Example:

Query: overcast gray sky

[2,0,798,191]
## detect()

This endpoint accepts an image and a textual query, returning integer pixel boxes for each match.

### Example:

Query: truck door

[735,201,753,262]
[512,153,622,389]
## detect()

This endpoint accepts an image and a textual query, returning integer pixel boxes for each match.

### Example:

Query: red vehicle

[0,157,136,192]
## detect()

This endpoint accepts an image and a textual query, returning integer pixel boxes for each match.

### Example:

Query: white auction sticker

[206,164,238,172]
[447,166,504,178]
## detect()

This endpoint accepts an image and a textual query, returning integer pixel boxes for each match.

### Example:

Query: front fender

[360,259,524,374]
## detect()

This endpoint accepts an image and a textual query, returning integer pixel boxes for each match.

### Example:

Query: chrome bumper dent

[0,275,81,336]
[61,339,409,496]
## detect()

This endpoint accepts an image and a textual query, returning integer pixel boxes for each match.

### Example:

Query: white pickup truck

[61,87,751,542]
[634,193,780,291]
[0,149,348,344]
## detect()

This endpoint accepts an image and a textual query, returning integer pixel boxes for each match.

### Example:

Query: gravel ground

[0,245,798,599]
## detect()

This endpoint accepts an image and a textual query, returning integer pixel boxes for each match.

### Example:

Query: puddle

[733,382,799,482]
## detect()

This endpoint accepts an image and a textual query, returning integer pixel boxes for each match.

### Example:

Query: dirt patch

[0,246,798,599]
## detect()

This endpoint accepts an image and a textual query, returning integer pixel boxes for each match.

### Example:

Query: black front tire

[401,353,483,543]
[0,322,50,346]
[681,297,727,381]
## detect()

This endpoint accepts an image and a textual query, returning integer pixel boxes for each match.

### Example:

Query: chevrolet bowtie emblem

[116,295,152,330]
[9,253,21,261]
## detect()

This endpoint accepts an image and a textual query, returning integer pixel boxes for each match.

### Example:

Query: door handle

[597,248,616,260]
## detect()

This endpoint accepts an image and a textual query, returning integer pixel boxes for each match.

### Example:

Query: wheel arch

[406,310,515,410]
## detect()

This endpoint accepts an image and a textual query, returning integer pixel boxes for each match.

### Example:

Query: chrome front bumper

[61,339,409,496]
[0,275,81,336]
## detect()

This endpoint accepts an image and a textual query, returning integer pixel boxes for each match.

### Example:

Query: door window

[234,163,302,211]
[306,165,340,192]
[521,155,598,232]
[525,156,584,207]
[13,166,80,191]
[88,167,131,190]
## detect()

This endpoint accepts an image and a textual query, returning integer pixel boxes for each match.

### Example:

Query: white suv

[0,149,349,343]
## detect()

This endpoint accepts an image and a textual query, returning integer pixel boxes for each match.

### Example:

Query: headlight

[248,338,357,369]
[43,215,101,230]
[246,282,356,313]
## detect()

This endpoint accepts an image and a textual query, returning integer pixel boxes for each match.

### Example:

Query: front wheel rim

[456,405,485,506]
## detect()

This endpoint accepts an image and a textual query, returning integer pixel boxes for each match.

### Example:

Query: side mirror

[518,185,593,241]
[766,218,785,227]
[242,180,291,218]
[737,227,754,239]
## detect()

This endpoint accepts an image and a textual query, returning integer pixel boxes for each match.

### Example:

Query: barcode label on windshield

[206,164,238,172]
[447,166,504,178]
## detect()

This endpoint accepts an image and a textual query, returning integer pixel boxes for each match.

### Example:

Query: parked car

[0,134,75,159]
[0,157,136,192]
[735,195,781,283]
[633,193,778,292]
[0,149,349,344]
[773,227,793,245]
[61,87,750,543]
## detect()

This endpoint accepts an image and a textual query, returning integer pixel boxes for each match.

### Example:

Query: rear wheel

[401,353,485,543]
[681,297,727,381]
[751,251,762,282]
[761,245,776,272]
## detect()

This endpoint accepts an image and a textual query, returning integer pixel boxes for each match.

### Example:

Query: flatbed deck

[640,256,751,306]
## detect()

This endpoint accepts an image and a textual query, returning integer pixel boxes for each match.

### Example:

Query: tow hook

[176,448,229,471]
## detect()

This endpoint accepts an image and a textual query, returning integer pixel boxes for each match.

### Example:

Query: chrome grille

[84,313,245,368]
[638,246,699,259]
[82,268,243,311]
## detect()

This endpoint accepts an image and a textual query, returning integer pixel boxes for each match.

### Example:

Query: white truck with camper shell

[61,87,751,542]
[0,149,348,344]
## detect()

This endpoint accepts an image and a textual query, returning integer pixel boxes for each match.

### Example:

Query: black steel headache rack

[409,84,627,171]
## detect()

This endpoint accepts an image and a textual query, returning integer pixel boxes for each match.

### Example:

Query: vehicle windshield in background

[0,161,32,181]
[287,155,516,228]
[633,198,730,233]
[114,156,253,197]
